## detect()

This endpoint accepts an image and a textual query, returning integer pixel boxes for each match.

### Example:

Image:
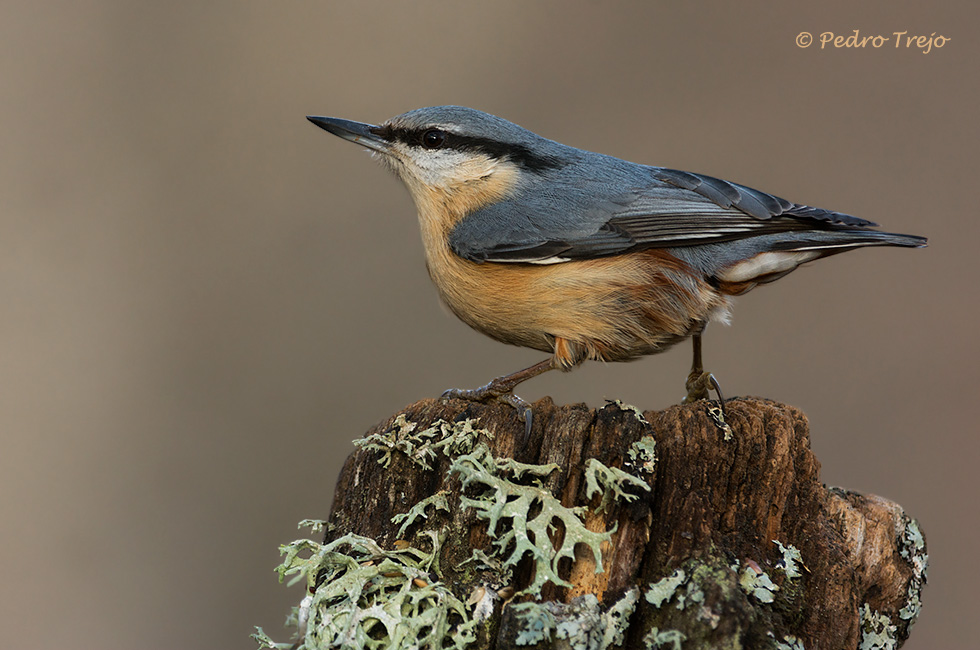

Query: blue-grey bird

[307,106,926,426]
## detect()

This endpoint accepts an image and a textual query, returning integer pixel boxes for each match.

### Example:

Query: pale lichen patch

[737,564,779,603]
[450,443,613,596]
[511,590,639,650]
[769,631,805,650]
[391,491,450,538]
[643,626,687,650]
[354,415,492,470]
[585,458,651,513]
[297,519,329,535]
[859,603,898,650]
[645,569,687,609]
[601,588,640,649]
[512,602,558,646]
[772,540,805,580]
[254,532,476,650]
[896,514,928,625]
[626,436,658,475]
[606,398,649,425]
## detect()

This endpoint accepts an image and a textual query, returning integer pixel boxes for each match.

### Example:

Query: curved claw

[441,385,534,442]
[439,359,554,442]
[684,371,729,423]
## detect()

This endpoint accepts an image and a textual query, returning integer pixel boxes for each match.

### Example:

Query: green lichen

[859,603,897,650]
[644,566,710,613]
[645,569,687,608]
[253,627,291,650]
[772,540,804,580]
[607,399,649,425]
[434,417,490,456]
[602,588,640,649]
[896,514,928,625]
[391,491,450,538]
[512,602,557,645]
[461,547,511,579]
[643,627,687,650]
[626,436,657,475]
[777,635,805,650]
[256,532,476,650]
[297,519,330,535]
[769,631,805,650]
[584,458,651,513]
[737,564,779,603]
[898,582,923,623]
[459,548,515,617]
[450,443,614,596]
[898,516,926,571]
[511,590,639,650]
[705,403,733,441]
[354,415,491,470]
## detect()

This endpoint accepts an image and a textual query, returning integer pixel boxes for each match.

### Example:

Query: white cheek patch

[412,149,476,186]
[716,251,820,283]
[390,144,502,189]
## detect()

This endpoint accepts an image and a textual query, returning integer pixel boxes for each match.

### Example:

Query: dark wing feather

[448,165,878,264]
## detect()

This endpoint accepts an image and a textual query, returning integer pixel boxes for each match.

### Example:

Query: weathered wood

[311,396,926,650]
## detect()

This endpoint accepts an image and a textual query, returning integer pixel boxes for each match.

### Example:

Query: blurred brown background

[1,1,975,648]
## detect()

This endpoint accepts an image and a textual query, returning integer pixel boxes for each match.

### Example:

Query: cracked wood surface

[324,397,925,649]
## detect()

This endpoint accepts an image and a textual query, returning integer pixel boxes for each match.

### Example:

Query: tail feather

[702,228,926,293]
[768,230,927,252]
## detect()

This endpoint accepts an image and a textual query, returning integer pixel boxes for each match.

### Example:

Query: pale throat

[401,157,521,261]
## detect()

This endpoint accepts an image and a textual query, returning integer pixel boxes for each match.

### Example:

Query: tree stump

[267,397,926,650]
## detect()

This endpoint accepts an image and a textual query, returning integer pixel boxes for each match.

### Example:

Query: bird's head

[308,106,568,219]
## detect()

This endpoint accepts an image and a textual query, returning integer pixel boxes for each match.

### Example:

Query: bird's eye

[421,129,447,149]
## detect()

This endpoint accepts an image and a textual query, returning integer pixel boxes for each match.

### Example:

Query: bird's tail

[710,229,927,294]
[767,229,927,253]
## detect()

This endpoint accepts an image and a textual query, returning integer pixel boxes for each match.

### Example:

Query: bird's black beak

[306,116,389,153]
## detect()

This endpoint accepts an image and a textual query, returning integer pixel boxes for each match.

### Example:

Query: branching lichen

[511,590,639,650]
[450,443,614,596]
[584,458,651,513]
[391,491,450,538]
[256,532,476,650]
[354,415,491,470]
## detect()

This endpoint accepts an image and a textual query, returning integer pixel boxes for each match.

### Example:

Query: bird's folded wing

[448,167,878,264]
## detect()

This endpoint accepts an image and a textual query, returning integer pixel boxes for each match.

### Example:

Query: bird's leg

[683,332,709,402]
[442,358,555,439]
[683,333,728,422]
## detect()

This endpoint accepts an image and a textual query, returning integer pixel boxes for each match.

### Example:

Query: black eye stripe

[369,125,562,173]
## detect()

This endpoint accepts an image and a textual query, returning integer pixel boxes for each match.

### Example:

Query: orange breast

[425,243,730,367]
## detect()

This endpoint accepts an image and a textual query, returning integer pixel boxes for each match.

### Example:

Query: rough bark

[317,396,926,650]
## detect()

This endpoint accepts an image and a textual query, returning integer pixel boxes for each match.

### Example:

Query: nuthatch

[308,106,926,428]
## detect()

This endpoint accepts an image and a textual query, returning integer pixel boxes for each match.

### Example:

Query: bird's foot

[442,381,534,440]
[683,371,730,436]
